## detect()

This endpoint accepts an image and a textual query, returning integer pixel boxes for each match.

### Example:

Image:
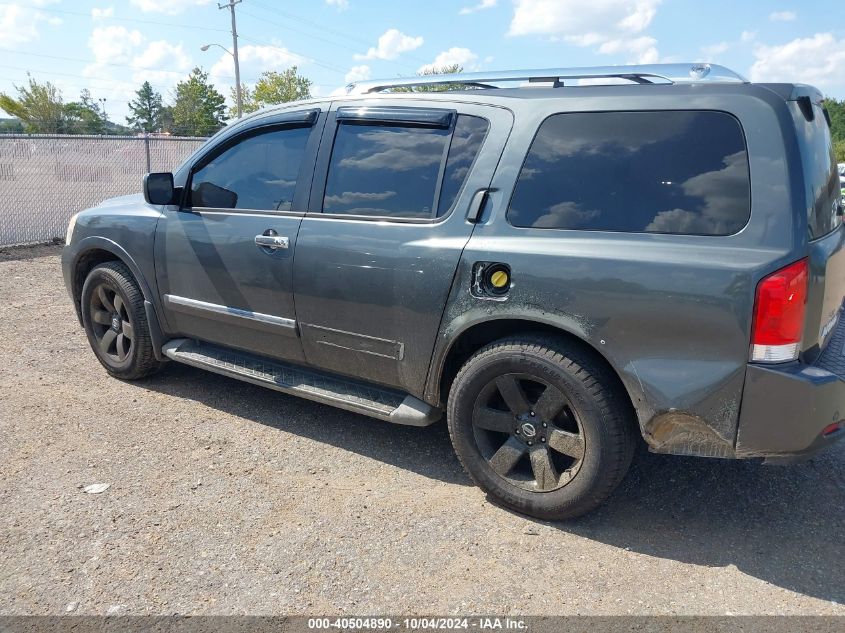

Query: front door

[155,109,324,363]
[293,101,512,393]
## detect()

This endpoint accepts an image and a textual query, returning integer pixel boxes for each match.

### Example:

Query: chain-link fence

[0,134,206,247]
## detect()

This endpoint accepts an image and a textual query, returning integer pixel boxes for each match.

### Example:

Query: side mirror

[143,172,175,205]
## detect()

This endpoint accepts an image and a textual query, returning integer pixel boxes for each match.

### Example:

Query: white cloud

[92,7,114,19]
[418,47,479,73]
[87,25,144,64]
[508,0,661,63]
[740,30,757,43]
[0,4,61,47]
[508,0,660,38]
[459,0,496,15]
[750,33,845,90]
[132,40,193,86]
[769,11,796,22]
[344,64,371,84]
[80,27,169,123]
[597,36,658,64]
[326,0,349,10]
[354,29,423,61]
[129,0,212,15]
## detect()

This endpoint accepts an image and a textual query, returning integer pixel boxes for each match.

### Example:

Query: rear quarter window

[507,110,751,236]
[793,102,840,239]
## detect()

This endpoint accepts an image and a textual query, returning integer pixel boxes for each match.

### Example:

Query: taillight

[751,259,808,362]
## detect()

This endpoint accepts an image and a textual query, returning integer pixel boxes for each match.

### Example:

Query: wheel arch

[69,237,166,360]
[426,316,644,429]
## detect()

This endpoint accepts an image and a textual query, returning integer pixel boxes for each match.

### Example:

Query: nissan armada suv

[62,64,845,520]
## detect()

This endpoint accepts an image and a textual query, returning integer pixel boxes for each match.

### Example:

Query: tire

[447,335,636,520]
[80,261,163,380]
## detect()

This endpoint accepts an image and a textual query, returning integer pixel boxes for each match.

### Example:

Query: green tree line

[0,66,314,137]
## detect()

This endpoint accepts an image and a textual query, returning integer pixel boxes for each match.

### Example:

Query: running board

[161,339,440,427]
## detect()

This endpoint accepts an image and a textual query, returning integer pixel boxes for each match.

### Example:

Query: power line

[237,7,416,74]
[247,0,431,67]
[0,2,230,34]
[0,2,350,79]
[0,63,336,93]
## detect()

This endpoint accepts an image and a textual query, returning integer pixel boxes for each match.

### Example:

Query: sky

[0,0,843,123]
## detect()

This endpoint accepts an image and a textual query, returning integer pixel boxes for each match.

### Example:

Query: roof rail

[346,63,748,95]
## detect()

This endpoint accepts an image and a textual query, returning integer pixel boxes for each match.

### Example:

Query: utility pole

[219,0,243,119]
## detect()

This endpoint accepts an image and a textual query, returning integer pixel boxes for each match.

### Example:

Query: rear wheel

[80,261,163,380]
[447,336,636,520]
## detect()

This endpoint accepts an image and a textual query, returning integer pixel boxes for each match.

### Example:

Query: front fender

[62,236,169,360]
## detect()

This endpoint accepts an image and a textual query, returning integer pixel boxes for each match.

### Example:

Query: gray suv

[62,64,845,519]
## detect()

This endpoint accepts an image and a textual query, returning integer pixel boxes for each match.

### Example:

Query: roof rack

[346,63,748,95]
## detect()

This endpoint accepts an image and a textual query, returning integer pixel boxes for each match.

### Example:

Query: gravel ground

[0,244,844,616]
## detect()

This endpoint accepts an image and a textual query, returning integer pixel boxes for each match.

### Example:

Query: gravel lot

[1,244,844,616]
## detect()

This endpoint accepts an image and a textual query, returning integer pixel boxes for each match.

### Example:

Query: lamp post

[201,42,242,119]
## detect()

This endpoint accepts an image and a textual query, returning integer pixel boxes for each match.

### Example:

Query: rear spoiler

[759,83,829,124]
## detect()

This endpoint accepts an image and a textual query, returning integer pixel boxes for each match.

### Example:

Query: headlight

[65,212,79,244]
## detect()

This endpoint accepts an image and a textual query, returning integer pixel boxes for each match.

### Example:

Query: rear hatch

[792,89,845,356]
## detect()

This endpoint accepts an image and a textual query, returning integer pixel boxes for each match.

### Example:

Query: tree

[0,118,24,133]
[127,81,164,133]
[63,89,107,134]
[232,67,312,117]
[823,98,845,162]
[392,64,465,93]
[171,67,227,136]
[0,74,65,133]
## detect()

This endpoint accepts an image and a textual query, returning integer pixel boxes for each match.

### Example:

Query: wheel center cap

[111,315,121,331]
[520,422,537,438]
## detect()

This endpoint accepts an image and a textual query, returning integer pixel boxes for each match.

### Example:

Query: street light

[200,42,242,118]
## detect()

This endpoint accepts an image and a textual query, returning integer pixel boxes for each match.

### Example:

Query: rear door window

[507,111,751,235]
[793,102,840,239]
[322,114,488,219]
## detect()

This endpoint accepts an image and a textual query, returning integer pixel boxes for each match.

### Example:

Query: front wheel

[80,261,163,380]
[447,336,636,520]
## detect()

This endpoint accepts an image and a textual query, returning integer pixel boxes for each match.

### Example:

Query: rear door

[292,100,512,393]
[154,108,324,363]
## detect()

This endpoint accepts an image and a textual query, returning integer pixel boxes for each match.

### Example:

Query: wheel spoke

[116,333,128,360]
[547,428,585,460]
[99,329,117,355]
[495,375,531,416]
[534,384,568,422]
[529,445,560,490]
[121,320,134,340]
[488,436,526,477]
[92,309,111,326]
[473,406,516,433]
[97,286,114,312]
[113,293,124,316]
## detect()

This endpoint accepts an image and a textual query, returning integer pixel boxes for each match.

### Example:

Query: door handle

[255,234,290,250]
[467,188,491,224]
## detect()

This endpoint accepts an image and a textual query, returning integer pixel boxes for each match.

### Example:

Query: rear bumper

[736,315,845,461]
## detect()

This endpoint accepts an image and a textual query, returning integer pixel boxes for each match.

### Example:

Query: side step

[161,339,440,427]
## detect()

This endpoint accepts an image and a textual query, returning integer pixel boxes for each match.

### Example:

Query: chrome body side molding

[163,294,297,336]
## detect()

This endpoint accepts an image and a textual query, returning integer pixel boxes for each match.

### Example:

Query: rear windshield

[795,102,840,239]
[506,111,751,235]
